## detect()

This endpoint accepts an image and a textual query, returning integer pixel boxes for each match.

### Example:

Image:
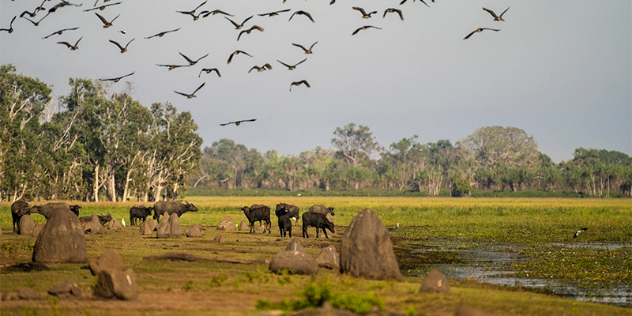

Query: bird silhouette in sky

[174,82,206,99]
[290,80,310,91]
[199,68,221,78]
[179,52,209,65]
[277,58,307,70]
[352,25,382,35]
[220,119,256,126]
[83,2,121,12]
[237,25,264,41]
[109,38,135,53]
[258,9,291,17]
[289,10,314,22]
[42,27,79,39]
[0,16,16,33]
[57,36,83,50]
[383,8,404,21]
[249,63,272,73]
[95,13,119,28]
[483,7,509,21]
[145,28,180,39]
[292,41,318,54]
[353,7,378,19]
[202,10,233,18]
[227,50,253,64]
[99,71,135,83]
[225,16,253,30]
[463,28,500,40]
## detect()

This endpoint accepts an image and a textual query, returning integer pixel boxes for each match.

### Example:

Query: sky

[1,0,630,163]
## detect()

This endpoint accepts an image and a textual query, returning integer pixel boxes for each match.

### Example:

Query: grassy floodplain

[0,197,630,315]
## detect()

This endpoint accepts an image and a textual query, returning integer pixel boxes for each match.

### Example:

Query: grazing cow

[79,214,112,226]
[11,200,30,233]
[278,215,292,238]
[69,205,81,217]
[241,204,271,234]
[275,203,300,225]
[302,212,335,239]
[129,206,154,225]
[153,201,198,221]
[309,204,335,216]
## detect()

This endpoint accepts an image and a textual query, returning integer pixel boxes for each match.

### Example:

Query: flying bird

[95,13,120,28]
[57,36,83,50]
[20,0,47,18]
[202,9,233,17]
[258,9,291,17]
[292,41,318,54]
[83,2,121,11]
[248,63,272,73]
[42,27,79,39]
[176,0,207,20]
[49,1,82,13]
[383,8,404,20]
[21,14,49,27]
[109,38,135,53]
[352,7,377,19]
[225,16,253,30]
[199,68,221,78]
[237,25,264,41]
[483,7,509,21]
[99,71,135,83]
[179,52,209,65]
[227,50,252,64]
[277,58,307,70]
[573,228,588,238]
[156,64,191,71]
[220,119,256,126]
[288,10,314,22]
[463,27,500,40]
[290,80,310,91]
[174,82,205,99]
[352,25,382,35]
[0,16,16,33]
[145,28,180,39]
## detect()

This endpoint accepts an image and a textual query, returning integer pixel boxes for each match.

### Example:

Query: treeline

[0,65,202,202]
[193,124,632,198]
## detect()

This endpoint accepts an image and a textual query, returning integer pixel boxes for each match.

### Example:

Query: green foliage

[255,282,384,313]
[209,275,228,287]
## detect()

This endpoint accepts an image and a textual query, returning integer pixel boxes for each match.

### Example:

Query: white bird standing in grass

[122,218,126,227]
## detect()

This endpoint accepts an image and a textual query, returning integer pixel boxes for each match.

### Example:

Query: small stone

[18,215,35,235]
[84,214,105,234]
[89,249,125,276]
[214,234,225,243]
[419,268,450,293]
[108,218,123,231]
[2,292,18,301]
[18,287,40,300]
[269,251,319,275]
[48,281,82,298]
[238,220,249,231]
[315,245,339,270]
[139,219,156,235]
[217,216,237,231]
[93,268,138,300]
[285,238,305,253]
[184,225,203,237]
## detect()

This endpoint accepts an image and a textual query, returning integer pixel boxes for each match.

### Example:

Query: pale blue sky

[1,0,630,162]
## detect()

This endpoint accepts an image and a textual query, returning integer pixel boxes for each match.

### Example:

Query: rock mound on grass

[269,251,318,275]
[84,214,105,234]
[140,219,157,235]
[156,213,171,238]
[32,203,87,263]
[18,287,40,300]
[89,249,125,276]
[316,245,339,270]
[32,224,45,237]
[238,220,249,231]
[419,268,450,293]
[184,225,203,237]
[285,238,305,253]
[340,209,401,280]
[48,281,82,299]
[217,216,237,231]
[108,218,123,231]
[93,268,138,300]
[169,214,180,238]
[18,214,35,235]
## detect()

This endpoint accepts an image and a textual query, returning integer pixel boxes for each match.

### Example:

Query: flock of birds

[1,0,509,127]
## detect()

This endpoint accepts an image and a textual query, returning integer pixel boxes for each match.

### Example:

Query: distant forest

[2,65,631,202]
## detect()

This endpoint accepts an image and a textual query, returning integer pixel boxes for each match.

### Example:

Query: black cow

[241,204,271,234]
[153,201,198,221]
[129,206,154,225]
[275,203,300,225]
[11,200,30,233]
[79,214,112,226]
[278,215,292,238]
[302,212,335,239]
[309,204,335,216]
[69,205,81,217]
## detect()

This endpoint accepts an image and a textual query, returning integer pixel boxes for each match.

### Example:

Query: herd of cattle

[10,200,336,239]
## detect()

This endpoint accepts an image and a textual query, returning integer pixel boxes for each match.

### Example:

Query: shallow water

[396,236,632,307]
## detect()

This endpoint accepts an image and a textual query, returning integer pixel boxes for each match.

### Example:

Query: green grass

[0,197,630,315]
